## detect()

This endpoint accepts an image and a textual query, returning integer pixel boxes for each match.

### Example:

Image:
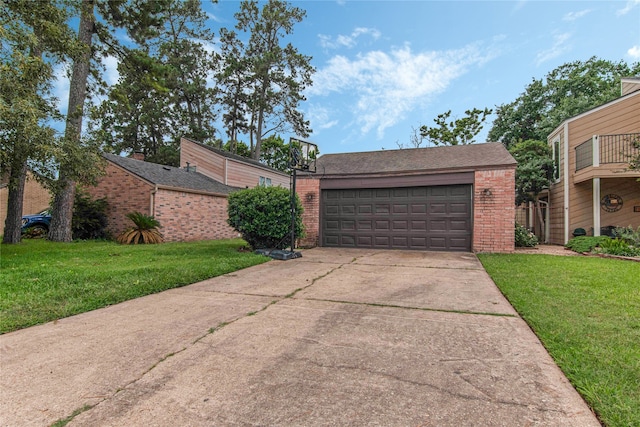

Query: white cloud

[308,43,495,139]
[53,63,71,114]
[103,55,120,86]
[318,27,381,50]
[617,0,640,15]
[535,32,572,66]
[628,45,640,59]
[563,9,591,21]
[307,105,339,132]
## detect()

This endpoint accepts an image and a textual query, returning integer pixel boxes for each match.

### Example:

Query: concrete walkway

[0,248,599,426]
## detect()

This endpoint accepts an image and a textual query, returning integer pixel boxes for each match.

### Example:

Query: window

[552,138,561,182]
[259,177,272,187]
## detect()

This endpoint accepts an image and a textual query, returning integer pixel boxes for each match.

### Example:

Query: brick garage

[85,154,238,242]
[296,143,516,253]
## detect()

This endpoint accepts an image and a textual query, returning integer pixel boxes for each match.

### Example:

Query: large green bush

[227,186,304,250]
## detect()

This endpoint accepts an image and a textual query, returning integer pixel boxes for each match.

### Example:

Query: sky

[55,0,640,156]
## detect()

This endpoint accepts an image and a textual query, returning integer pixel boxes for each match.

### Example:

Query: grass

[0,239,269,334]
[478,253,640,427]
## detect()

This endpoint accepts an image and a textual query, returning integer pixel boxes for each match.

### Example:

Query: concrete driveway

[0,248,599,426]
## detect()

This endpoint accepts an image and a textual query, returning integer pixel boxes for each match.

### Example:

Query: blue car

[21,210,52,236]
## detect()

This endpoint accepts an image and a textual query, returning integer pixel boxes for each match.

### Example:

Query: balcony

[574,133,640,183]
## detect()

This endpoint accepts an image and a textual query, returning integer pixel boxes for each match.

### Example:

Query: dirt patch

[514,245,579,256]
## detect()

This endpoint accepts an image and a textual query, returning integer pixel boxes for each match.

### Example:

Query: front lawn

[478,253,639,427]
[0,239,269,334]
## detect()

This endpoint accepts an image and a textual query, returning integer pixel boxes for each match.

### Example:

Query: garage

[296,143,517,253]
[322,184,472,251]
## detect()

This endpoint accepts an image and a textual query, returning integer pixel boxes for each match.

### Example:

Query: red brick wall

[84,162,154,238]
[473,168,516,253]
[153,189,238,242]
[296,176,320,247]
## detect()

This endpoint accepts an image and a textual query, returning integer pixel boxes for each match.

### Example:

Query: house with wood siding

[546,77,640,244]
[180,137,290,189]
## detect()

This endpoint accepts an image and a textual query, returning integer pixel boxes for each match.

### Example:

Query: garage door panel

[375,204,390,214]
[357,220,372,230]
[411,220,427,231]
[392,220,408,231]
[393,204,409,214]
[450,220,469,231]
[322,184,471,251]
[342,220,356,230]
[374,220,390,230]
[429,203,447,214]
[451,202,469,214]
[358,205,373,214]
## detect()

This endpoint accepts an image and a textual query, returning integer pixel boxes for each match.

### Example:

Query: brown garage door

[321,185,472,251]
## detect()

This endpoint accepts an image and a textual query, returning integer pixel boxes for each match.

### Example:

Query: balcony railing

[575,133,640,172]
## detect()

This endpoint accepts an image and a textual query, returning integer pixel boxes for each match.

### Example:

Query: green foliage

[509,140,554,204]
[564,236,609,253]
[227,186,304,249]
[613,226,640,247]
[598,238,640,257]
[489,57,640,148]
[117,212,164,244]
[223,140,251,158]
[515,223,538,247]
[260,135,290,172]
[145,145,180,167]
[72,189,109,240]
[420,108,492,146]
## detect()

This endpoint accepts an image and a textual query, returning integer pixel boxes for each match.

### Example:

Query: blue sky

[206,0,640,155]
[54,1,640,156]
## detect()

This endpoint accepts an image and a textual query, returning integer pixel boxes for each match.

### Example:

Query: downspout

[151,186,157,217]
[563,124,570,244]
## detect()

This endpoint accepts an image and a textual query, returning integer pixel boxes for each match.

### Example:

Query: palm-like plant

[117,212,164,244]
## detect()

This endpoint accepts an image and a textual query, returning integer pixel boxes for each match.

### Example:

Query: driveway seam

[291,297,519,318]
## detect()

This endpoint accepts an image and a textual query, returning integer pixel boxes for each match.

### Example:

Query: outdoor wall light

[306,193,314,202]
[481,188,493,197]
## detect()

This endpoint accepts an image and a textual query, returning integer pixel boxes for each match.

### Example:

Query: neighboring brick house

[85,153,239,242]
[1,171,51,229]
[180,137,290,188]
[296,143,517,253]
[545,77,640,244]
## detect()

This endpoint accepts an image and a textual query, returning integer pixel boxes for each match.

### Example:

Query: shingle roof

[315,142,516,176]
[103,153,238,194]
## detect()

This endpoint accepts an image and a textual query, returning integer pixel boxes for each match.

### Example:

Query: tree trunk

[2,162,28,244]
[48,0,94,242]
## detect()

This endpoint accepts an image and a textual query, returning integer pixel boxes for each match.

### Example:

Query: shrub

[117,212,164,244]
[598,238,640,257]
[515,223,538,247]
[72,190,109,240]
[565,236,609,253]
[612,226,640,247]
[227,186,304,250]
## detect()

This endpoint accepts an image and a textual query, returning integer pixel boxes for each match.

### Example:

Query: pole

[290,168,296,252]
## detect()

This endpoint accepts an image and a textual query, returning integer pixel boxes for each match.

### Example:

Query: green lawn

[478,253,640,427]
[0,239,269,334]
